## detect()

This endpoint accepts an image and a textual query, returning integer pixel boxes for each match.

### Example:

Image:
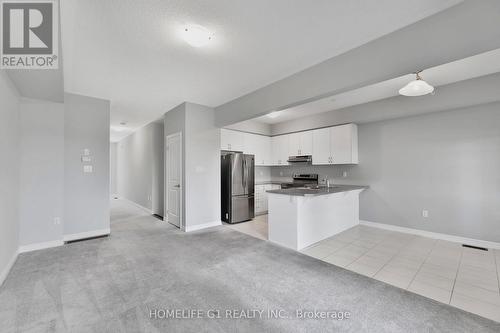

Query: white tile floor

[301,225,500,323]
[225,214,268,240]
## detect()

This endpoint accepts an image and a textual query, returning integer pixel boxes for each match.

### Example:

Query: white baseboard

[63,228,110,242]
[119,197,152,214]
[360,220,500,250]
[18,240,64,253]
[0,249,18,286]
[184,221,222,232]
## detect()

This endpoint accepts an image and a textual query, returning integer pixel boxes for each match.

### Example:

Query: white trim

[119,197,152,214]
[63,228,110,242]
[184,221,222,232]
[0,250,18,286]
[360,220,500,250]
[18,240,64,253]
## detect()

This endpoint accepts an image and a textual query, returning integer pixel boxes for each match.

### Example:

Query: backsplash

[270,164,360,186]
[255,166,272,182]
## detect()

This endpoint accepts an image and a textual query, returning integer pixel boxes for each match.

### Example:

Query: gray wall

[116,122,164,215]
[151,123,165,216]
[64,93,110,236]
[110,143,117,196]
[0,71,20,283]
[226,119,272,136]
[19,99,64,246]
[184,103,221,228]
[163,102,220,229]
[271,103,500,242]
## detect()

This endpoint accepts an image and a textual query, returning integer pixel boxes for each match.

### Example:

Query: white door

[166,132,182,228]
[312,127,331,165]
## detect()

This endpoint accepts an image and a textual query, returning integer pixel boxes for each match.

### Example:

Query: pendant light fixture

[399,71,434,97]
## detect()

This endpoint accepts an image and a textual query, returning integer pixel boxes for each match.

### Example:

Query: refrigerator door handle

[243,157,247,194]
[242,157,245,193]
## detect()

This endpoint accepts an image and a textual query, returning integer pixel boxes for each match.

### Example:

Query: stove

[280,174,319,189]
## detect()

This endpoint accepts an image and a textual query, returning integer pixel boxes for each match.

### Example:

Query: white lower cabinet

[255,184,280,214]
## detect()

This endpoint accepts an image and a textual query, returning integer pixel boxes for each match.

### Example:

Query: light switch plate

[81,156,92,162]
[83,148,91,156]
[83,165,93,173]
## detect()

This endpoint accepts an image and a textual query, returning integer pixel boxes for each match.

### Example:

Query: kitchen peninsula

[267,185,367,250]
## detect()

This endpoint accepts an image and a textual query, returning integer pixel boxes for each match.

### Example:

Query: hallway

[0,200,498,332]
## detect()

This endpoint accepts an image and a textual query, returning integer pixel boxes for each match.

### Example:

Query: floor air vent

[462,244,488,251]
[65,234,109,244]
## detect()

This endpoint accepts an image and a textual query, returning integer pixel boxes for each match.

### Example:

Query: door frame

[164,132,183,229]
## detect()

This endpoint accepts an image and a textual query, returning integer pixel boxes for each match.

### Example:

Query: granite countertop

[266,185,368,197]
[255,181,285,185]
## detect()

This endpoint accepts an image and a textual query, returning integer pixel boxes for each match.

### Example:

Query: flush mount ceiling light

[111,125,129,132]
[399,71,434,97]
[182,24,214,47]
[267,111,282,119]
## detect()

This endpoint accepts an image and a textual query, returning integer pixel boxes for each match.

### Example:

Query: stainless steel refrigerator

[221,153,255,223]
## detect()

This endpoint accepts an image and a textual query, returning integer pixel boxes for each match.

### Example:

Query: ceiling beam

[215,0,500,126]
[271,72,500,135]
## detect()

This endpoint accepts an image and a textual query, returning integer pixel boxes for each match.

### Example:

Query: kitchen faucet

[323,177,331,188]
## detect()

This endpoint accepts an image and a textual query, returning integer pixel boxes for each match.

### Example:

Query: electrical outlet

[342,171,348,178]
[148,195,152,201]
[54,217,61,225]
[422,210,429,218]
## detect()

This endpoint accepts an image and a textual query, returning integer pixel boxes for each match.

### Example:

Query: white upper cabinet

[331,124,358,164]
[271,135,289,166]
[220,129,244,152]
[244,132,271,166]
[312,127,331,164]
[222,123,357,166]
[312,124,358,165]
[300,131,313,155]
[288,131,313,156]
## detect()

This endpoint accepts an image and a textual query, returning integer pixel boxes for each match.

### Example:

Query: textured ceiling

[59,0,461,141]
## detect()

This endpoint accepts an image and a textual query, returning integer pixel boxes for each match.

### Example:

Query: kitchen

[220,122,367,250]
